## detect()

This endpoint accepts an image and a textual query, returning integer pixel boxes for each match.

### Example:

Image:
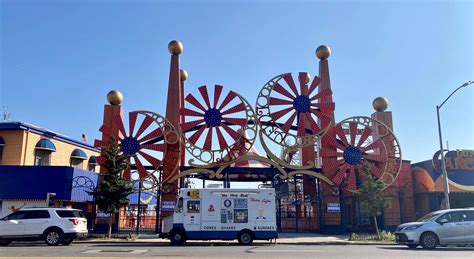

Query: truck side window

[187,200,200,213]
[175,197,183,213]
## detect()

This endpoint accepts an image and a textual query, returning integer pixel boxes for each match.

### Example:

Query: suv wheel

[44,229,63,246]
[0,240,11,246]
[420,232,438,249]
[62,239,73,246]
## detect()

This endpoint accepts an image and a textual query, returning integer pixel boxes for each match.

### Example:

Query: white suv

[0,208,88,246]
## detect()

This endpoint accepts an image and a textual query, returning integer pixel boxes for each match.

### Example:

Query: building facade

[0,122,100,225]
[0,122,99,169]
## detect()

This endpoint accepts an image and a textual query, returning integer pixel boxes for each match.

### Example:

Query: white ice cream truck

[160,188,278,245]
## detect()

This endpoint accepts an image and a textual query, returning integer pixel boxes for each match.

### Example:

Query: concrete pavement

[75,232,394,245]
[1,243,474,258]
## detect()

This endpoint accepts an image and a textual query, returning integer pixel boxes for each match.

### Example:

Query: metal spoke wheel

[256,72,335,149]
[44,229,63,246]
[181,85,256,165]
[420,232,438,249]
[95,111,178,182]
[321,116,402,191]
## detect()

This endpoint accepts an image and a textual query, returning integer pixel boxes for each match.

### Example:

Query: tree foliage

[353,161,392,238]
[88,136,133,237]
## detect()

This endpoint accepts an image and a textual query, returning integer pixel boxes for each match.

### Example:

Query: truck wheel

[420,232,438,249]
[238,231,254,245]
[170,230,186,246]
[44,229,63,246]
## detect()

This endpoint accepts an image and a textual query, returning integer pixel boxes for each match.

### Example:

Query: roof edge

[0,121,99,152]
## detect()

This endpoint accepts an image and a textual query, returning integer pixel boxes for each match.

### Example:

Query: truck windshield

[175,197,183,213]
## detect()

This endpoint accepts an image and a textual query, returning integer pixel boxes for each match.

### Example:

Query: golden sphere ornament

[107,90,123,105]
[304,73,311,84]
[316,45,331,60]
[168,40,183,55]
[180,69,188,81]
[372,97,389,112]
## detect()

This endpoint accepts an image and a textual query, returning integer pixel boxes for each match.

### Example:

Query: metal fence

[118,207,159,233]
[278,211,320,232]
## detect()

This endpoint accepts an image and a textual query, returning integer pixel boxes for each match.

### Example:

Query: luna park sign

[433,149,474,172]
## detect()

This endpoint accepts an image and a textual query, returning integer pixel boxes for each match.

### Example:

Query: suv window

[462,211,474,221]
[4,211,28,220]
[55,210,85,218]
[437,211,464,223]
[26,210,51,219]
[3,210,51,220]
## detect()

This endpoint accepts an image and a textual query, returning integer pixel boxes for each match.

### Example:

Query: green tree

[353,162,392,239]
[89,136,133,238]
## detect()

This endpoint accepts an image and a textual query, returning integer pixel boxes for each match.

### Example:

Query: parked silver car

[395,208,474,249]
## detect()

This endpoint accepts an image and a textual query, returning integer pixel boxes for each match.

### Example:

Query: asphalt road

[0,242,473,258]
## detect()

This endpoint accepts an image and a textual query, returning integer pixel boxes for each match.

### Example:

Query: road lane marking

[254,249,323,252]
[246,247,324,253]
[82,249,148,254]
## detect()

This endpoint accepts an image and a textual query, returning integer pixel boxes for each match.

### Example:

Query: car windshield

[417,212,441,222]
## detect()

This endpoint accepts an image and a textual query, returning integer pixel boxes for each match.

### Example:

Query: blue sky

[1,0,473,166]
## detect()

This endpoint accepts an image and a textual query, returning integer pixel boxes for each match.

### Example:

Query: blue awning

[0,137,5,146]
[71,149,87,160]
[88,155,98,165]
[0,166,99,202]
[35,139,56,151]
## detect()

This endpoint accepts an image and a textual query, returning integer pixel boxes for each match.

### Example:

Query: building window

[70,158,84,169]
[88,156,98,172]
[0,136,4,165]
[0,147,3,165]
[70,149,87,169]
[35,149,52,166]
[34,139,56,166]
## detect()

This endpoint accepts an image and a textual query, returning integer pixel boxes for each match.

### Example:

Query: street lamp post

[436,80,474,210]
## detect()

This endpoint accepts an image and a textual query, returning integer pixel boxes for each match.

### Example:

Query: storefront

[0,165,98,228]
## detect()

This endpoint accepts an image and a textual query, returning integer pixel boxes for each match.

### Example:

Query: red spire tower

[161,40,184,217]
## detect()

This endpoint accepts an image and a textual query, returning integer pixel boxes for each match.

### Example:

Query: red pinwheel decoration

[180,85,255,164]
[268,72,334,137]
[94,111,169,181]
[320,117,388,190]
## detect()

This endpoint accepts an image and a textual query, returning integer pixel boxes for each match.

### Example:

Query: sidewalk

[76,232,395,245]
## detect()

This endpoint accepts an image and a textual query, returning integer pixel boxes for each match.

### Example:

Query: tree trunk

[373,215,380,240]
[108,213,113,238]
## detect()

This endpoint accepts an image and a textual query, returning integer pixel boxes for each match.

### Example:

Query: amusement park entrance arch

[94,41,402,234]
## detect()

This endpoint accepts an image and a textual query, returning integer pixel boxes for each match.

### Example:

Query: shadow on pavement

[90,242,274,247]
[4,241,48,247]
[379,246,474,251]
